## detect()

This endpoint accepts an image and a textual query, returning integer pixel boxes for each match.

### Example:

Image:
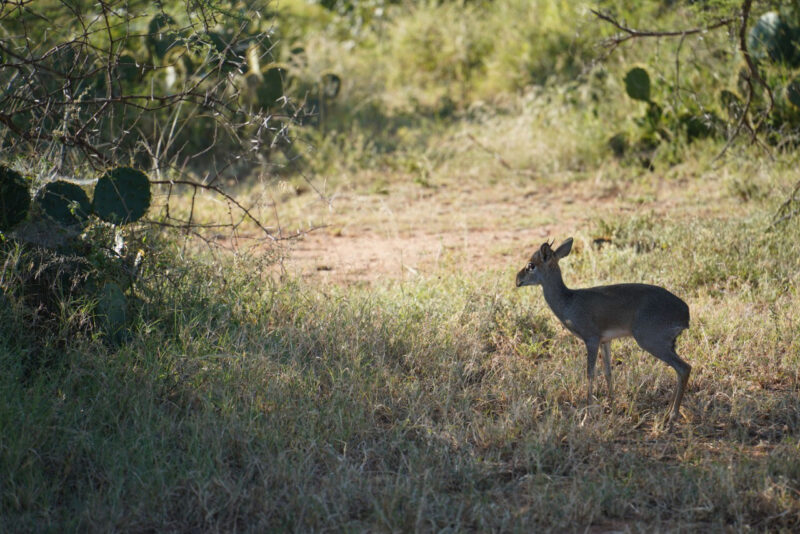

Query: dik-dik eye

[527,262,535,270]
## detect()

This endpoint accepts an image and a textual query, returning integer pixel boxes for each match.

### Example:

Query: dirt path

[282,227,547,284]
[269,173,716,284]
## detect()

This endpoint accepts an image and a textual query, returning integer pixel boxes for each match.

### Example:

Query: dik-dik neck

[540,266,572,317]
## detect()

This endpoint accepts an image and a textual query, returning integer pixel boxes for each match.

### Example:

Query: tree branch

[591,9,735,52]
[737,0,774,127]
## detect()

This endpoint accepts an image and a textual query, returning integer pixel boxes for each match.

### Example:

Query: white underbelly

[601,328,630,341]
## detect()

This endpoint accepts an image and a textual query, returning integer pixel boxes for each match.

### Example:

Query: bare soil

[270,171,723,284]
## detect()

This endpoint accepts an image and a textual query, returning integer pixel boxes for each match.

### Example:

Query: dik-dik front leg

[601,342,613,403]
[585,338,600,406]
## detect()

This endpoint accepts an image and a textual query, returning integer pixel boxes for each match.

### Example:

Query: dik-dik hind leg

[668,352,691,421]
[634,330,691,422]
[585,339,600,406]
[601,342,614,403]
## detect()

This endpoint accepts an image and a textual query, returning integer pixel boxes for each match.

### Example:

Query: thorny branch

[0,0,303,247]
[590,9,735,52]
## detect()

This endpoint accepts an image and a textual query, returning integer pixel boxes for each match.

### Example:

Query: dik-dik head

[515,237,573,287]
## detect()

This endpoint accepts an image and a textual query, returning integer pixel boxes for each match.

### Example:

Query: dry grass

[4,1,800,531]
[4,135,800,531]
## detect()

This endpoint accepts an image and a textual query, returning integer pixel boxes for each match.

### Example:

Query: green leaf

[92,167,151,225]
[36,181,91,227]
[624,67,651,102]
[0,166,30,231]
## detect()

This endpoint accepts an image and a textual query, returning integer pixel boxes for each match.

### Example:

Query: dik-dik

[516,238,691,422]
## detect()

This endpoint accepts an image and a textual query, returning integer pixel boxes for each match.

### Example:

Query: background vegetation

[2,0,800,531]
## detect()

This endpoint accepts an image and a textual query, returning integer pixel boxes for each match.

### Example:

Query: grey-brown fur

[516,237,691,422]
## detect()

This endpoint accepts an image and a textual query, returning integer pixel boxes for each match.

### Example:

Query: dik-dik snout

[515,262,541,287]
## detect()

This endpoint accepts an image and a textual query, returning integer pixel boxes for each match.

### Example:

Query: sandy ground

[265,171,715,284]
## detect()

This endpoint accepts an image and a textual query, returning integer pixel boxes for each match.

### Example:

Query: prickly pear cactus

[787,77,800,108]
[624,67,651,102]
[0,166,30,231]
[116,54,141,82]
[608,133,628,158]
[162,45,194,74]
[147,13,178,59]
[92,167,151,225]
[257,66,284,108]
[747,11,800,67]
[36,181,91,227]
[321,73,341,99]
[97,281,127,336]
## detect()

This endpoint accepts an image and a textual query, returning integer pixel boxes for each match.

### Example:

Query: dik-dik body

[516,238,691,422]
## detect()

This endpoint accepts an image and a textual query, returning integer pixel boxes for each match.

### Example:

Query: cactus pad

[147,14,178,59]
[608,133,628,158]
[36,181,91,227]
[787,77,800,108]
[322,73,341,99]
[257,66,284,108]
[624,67,651,102]
[97,281,127,335]
[117,54,141,82]
[92,167,151,225]
[0,166,30,231]
[747,12,799,66]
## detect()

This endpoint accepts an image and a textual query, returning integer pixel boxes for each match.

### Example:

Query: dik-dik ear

[554,237,573,260]
[539,241,553,260]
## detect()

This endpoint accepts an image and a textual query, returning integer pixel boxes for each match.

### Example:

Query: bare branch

[151,179,278,241]
[771,181,800,227]
[737,0,774,127]
[591,9,735,52]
